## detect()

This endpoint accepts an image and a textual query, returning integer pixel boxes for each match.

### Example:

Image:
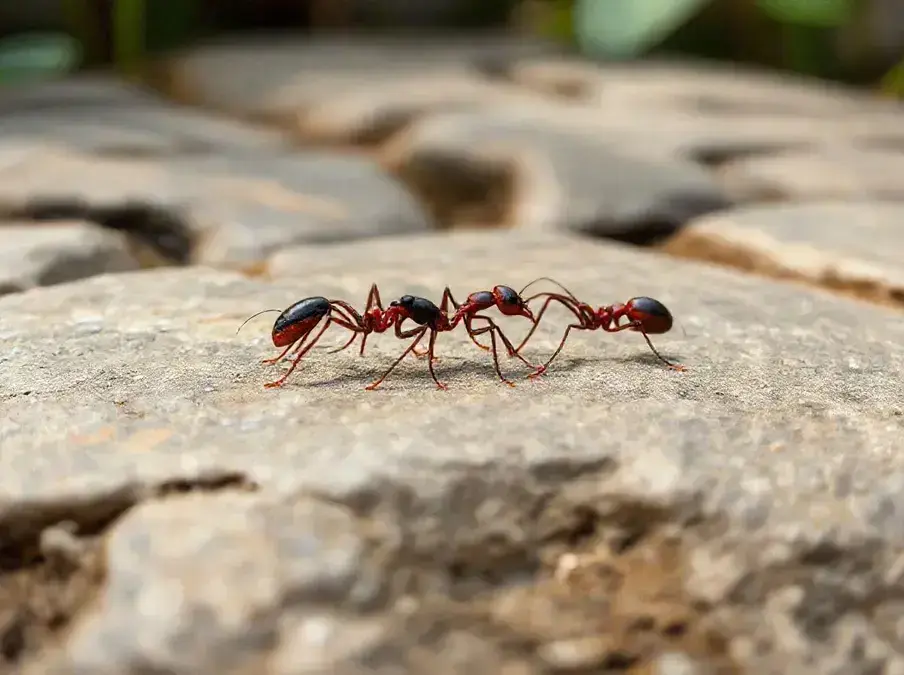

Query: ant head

[390,295,416,309]
[625,296,673,334]
[493,285,534,320]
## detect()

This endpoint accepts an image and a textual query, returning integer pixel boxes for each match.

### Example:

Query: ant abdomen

[625,297,673,334]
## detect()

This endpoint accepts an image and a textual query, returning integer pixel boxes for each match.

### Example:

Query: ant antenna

[236,309,281,334]
[518,276,581,302]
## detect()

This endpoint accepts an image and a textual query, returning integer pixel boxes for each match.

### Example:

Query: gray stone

[2,230,904,673]
[0,74,286,156]
[0,221,139,295]
[169,153,438,267]
[0,146,436,268]
[500,57,904,161]
[382,109,730,235]
[39,492,379,675]
[505,56,901,119]
[717,148,904,201]
[164,32,565,122]
[665,202,904,307]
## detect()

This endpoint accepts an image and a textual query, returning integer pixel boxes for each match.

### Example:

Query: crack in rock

[0,470,257,673]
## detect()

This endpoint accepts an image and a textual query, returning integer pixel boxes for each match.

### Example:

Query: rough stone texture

[717,148,904,202]
[381,109,731,235]
[0,145,436,268]
[169,153,437,266]
[505,57,893,117]
[2,231,904,674]
[500,57,904,159]
[664,202,904,307]
[0,221,139,295]
[0,74,286,157]
[161,32,565,130]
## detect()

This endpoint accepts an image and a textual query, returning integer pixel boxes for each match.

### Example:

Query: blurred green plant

[570,0,899,96]
[881,58,904,98]
[573,0,710,58]
[0,32,82,84]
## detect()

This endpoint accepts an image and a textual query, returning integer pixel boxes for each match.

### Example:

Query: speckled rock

[381,109,730,235]
[717,148,904,202]
[0,146,435,268]
[159,31,558,131]
[2,230,904,674]
[0,74,286,156]
[664,201,904,307]
[0,221,139,295]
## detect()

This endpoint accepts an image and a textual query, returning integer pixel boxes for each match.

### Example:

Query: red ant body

[238,283,540,390]
[514,277,686,377]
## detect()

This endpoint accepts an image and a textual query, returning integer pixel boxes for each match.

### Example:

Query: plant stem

[113,0,145,78]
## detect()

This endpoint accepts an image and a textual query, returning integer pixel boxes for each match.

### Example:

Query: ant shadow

[608,352,686,368]
[278,353,593,389]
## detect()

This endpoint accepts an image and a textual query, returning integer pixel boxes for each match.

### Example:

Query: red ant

[237,283,539,390]
[236,293,396,389]
[512,276,686,378]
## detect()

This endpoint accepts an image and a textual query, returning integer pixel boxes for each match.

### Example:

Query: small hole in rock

[663,620,688,638]
[602,650,640,670]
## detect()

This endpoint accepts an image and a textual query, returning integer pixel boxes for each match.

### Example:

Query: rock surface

[2,231,904,674]
[717,148,904,202]
[0,145,436,269]
[0,74,286,156]
[382,109,731,235]
[0,221,139,295]
[665,202,904,307]
[3,31,904,675]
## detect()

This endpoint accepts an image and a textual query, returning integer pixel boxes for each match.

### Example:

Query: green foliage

[756,0,854,28]
[881,59,904,98]
[113,0,145,77]
[0,32,82,85]
[573,0,712,58]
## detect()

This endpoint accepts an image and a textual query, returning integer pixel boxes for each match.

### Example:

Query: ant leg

[515,294,585,354]
[464,315,492,353]
[324,330,358,355]
[365,327,427,391]
[514,296,556,354]
[489,321,544,372]
[439,286,462,313]
[440,287,490,352]
[606,323,686,371]
[311,303,362,355]
[425,329,448,390]
[264,317,334,388]
[527,323,587,380]
[261,342,295,365]
[469,318,515,387]
[360,284,383,357]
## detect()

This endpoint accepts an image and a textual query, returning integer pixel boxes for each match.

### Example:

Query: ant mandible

[513,276,686,378]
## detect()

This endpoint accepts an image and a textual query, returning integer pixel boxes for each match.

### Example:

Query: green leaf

[756,0,854,28]
[574,0,712,59]
[0,32,82,84]
[880,59,904,99]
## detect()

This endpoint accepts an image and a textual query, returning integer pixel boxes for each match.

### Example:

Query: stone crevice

[0,471,258,674]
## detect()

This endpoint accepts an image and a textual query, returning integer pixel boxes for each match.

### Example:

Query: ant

[236,294,393,389]
[512,276,686,378]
